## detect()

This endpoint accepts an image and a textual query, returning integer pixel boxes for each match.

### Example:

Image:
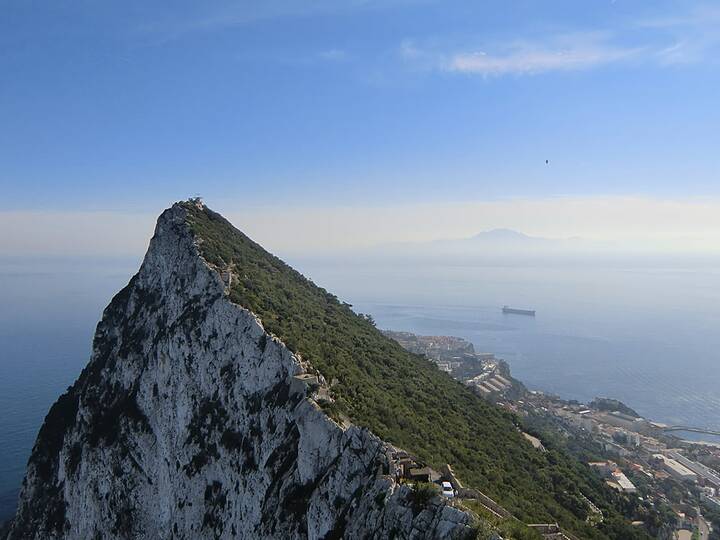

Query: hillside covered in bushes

[186,202,649,539]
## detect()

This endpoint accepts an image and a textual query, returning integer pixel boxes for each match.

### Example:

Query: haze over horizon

[1,1,719,257]
[2,196,720,259]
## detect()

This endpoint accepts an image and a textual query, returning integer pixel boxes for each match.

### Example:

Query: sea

[1,256,719,521]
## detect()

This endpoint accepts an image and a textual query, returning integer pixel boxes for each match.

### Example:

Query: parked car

[441,481,454,498]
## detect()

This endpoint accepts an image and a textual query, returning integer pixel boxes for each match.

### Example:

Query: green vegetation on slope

[459,499,543,540]
[184,202,649,540]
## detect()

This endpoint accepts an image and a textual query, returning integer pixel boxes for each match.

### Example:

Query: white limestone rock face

[7,204,474,540]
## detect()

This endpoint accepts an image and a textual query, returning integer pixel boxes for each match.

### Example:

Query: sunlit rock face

[7,204,473,540]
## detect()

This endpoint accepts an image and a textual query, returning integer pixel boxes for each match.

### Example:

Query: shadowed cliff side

[6,202,474,540]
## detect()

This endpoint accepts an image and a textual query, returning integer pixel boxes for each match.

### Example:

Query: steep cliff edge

[7,201,649,540]
[7,202,474,539]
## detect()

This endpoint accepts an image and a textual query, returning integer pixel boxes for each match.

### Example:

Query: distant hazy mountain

[468,228,548,243]
[366,228,598,265]
[437,228,562,247]
[354,229,720,267]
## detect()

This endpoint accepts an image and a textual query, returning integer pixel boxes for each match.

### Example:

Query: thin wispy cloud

[400,33,641,77]
[639,4,720,65]
[655,41,698,65]
[399,4,720,78]
[448,39,637,76]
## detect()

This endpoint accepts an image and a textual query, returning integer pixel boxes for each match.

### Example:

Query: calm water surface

[302,262,720,437]
[1,258,719,521]
[0,258,139,521]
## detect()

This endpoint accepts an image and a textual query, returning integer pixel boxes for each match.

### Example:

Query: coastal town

[513,393,720,540]
[382,331,524,399]
[385,330,720,540]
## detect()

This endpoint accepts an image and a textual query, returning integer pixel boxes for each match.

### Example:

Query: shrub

[409,482,440,512]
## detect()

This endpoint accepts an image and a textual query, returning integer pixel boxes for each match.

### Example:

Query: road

[698,516,710,539]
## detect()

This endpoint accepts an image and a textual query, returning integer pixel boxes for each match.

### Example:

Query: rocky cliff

[6,202,474,539]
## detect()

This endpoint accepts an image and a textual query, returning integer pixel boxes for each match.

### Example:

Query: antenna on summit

[189,194,204,208]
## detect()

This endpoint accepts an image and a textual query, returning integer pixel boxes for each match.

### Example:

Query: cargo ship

[502,306,536,316]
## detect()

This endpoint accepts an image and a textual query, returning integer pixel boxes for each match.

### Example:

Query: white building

[611,471,637,494]
[654,455,697,481]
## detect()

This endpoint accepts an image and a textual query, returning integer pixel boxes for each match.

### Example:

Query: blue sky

[1,1,719,254]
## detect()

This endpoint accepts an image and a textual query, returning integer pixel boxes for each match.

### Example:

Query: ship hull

[502,307,536,316]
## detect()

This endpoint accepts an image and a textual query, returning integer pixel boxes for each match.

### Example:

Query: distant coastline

[347,295,720,447]
[383,327,720,447]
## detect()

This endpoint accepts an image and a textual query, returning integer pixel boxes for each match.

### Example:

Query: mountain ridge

[6,201,648,539]
[7,202,474,539]
[182,202,649,539]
